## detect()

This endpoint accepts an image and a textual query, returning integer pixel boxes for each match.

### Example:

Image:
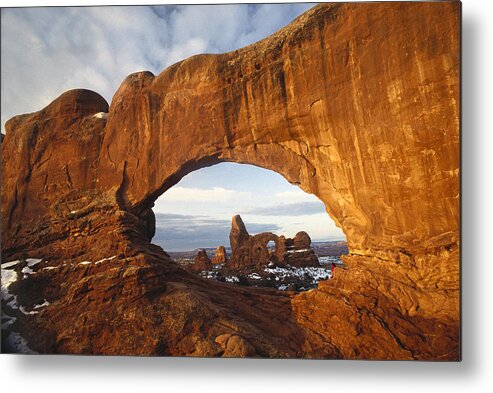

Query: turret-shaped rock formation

[229,215,250,254]
[228,215,319,270]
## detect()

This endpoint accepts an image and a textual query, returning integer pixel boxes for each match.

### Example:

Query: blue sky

[1,2,346,251]
[1,3,316,129]
[153,163,345,251]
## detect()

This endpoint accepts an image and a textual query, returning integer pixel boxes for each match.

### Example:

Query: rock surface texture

[211,246,227,264]
[1,2,460,359]
[285,231,320,267]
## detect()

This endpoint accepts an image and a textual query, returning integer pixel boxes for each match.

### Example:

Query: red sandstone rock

[1,2,460,359]
[293,232,311,249]
[212,246,227,264]
[215,333,257,357]
[190,249,212,272]
[286,231,319,267]
[228,215,319,269]
[229,215,250,254]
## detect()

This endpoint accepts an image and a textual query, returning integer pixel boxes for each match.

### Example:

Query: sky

[153,163,345,251]
[1,3,316,130]
[1,2,346,251]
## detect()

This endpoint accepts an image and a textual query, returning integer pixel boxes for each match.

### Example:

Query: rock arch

[96,2,458,260]
[1,3,459,359]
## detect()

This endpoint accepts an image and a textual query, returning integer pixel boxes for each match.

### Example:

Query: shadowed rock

[190,249,212,272]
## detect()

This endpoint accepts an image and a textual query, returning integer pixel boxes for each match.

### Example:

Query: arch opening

[150,162,347,291]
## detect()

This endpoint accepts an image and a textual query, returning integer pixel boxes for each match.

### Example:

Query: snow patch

[264,266,332,283]
[26,258,42,267]
[1,314,16,329]
[2,258,44,354]
[1,260,22,269]
[318,256,341,265]
[6,295,19,310]
[225,276,239,283]
[1,269,20,310]
[76,256,117,266]
[200,271,218,279]
[2,260,49,313]
[19,305,39,315]
[21,265,34,278]
[287,248,311,254]
[95,255,117,265]
[33,299,50,309]
[1,268,18,295]
[18,299,50,315]
[5,332,37,354]
[93,112,108,119]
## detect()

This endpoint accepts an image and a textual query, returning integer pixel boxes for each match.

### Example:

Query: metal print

[1,1,460,359]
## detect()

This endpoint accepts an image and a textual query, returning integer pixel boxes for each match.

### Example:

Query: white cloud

[237,211,345,242]
[1,3,314,132]
[0,2,345,247]
[1,6,168,129]
[155,186,250,204]
[245,201,326,216]
[152,212,280,251]
[165,37,208,66]
[274,189,321,204]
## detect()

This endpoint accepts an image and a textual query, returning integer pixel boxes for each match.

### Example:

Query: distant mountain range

[167,240,348,260]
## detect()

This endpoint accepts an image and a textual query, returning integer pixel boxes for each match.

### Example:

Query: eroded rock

[1,2,459,359]
[212,246,227,264]
[228,215,319,270]
[190,249,212,273]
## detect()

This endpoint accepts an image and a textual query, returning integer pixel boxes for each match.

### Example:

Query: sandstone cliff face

[1,2,460,359]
